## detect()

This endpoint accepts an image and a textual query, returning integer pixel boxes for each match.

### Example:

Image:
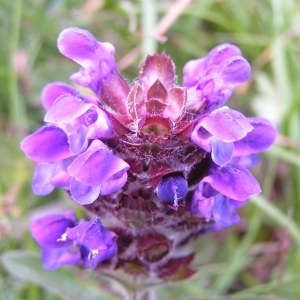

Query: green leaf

[1,251,116,300]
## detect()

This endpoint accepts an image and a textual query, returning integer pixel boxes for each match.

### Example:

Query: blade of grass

[251,195,300,246]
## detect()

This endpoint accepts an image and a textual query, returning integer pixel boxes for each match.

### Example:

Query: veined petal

[20,126,72,163]
[201,164,261,201]
[199,107,253,142]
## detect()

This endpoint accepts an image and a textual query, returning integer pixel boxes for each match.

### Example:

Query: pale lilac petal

[41,247,81,270]
[86,108,114,139]
[69,178,101,205]
[32,163,55,196]
[67,125,89,154]
[233,117,277,156]
[45,96,113,149]
[44,96,93,124]
[196,197,215,222]
[210,138,234,166]
[66,219,117,269]
[41,82,78,110]
[212,194,240,228]
[20,126,72,163]
[201,164,261,201]
[231,154,260,168]
[191,182,217,221]
[204,44,242,70]
[190,125,212,152]
[183,44,250,110]
[32,159,73,195]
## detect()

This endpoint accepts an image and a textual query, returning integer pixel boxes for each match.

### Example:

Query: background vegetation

[1,0,300,299]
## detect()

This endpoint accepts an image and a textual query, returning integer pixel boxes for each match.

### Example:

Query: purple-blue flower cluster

[21,27,277,272]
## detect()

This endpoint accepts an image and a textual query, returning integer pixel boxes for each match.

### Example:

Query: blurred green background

[1,0,300,299]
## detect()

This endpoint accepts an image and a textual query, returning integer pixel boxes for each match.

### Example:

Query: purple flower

[44,94,114,154]
[32,158,73,196]
[66,219,117,268]
[21,27,278,277]
[191,107,253,166]
[31,211,117,270]
[57,27,117,94]
[20,126,73,163]
[183,43,251,112]
[68,139,130,205]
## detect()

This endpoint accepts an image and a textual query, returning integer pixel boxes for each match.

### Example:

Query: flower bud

[156,174,188,205]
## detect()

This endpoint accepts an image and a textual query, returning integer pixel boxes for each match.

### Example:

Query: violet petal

[233,117,277,156]
[57,27,116,92]
[41,247,81,270]
[31,212,77,249]
[210,138,234,166]
[20,126,72,163]
[68,140,129,187]
[69,178,101,205]
[41,82,78,110]
[183,44,243,87]
[201,164,261,201]
[199,107,253,142]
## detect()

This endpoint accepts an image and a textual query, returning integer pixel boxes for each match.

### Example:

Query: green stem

[8,0,26,129]
[140,0,157,58]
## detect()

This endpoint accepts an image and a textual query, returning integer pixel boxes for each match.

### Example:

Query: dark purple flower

[156,174,188,207]
[31,211,77,249]
[30,211,117,270]
[66,219,117,269]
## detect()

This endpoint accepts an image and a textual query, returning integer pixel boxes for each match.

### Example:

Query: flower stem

[140,0,157,58]
[8,0,27,130]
